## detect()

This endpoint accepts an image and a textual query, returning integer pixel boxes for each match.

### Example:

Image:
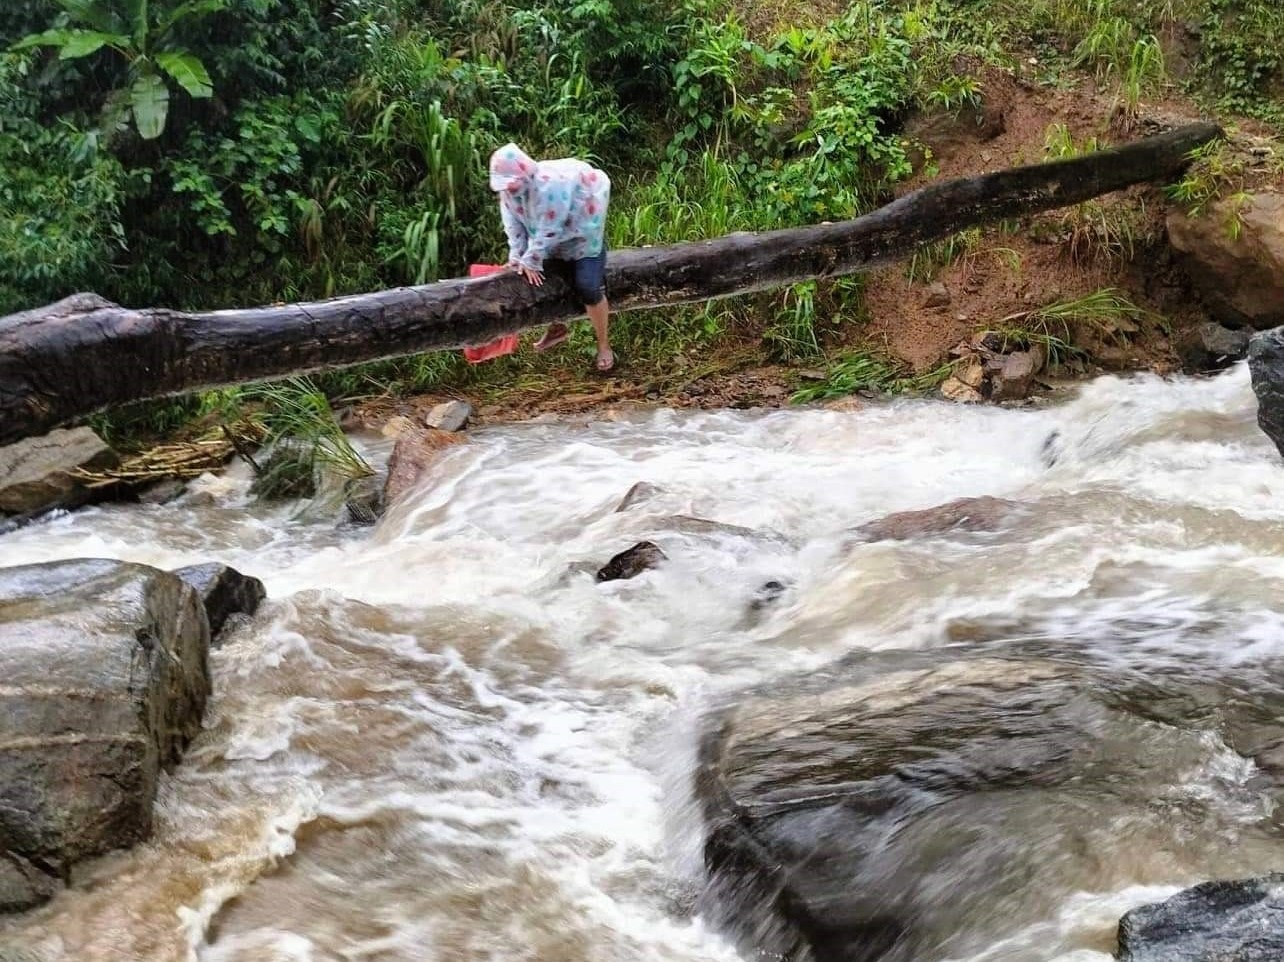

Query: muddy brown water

[1,366,1281,961]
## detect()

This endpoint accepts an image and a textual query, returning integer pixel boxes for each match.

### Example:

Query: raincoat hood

[489,143,536,192]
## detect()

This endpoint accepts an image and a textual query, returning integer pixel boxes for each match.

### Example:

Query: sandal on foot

[534,325,570,353]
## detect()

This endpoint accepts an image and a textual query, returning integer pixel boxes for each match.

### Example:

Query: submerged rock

[137,477,188,506]
[0,426,116,515]
[1248,328,1284,458]
[597,541,666,582]
[615,481,666,512]
[853,496,1020,542]
[343,473,386,524]
[173,562,266,642]
[0,560,210,913]
[1116,874,1284,962]
[697,649,1273,962]
[249,438,316,501]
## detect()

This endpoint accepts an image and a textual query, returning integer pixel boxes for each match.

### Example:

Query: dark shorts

[552,248,607,307]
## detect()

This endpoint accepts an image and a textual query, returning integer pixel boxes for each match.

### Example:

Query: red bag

[463,264,520,364]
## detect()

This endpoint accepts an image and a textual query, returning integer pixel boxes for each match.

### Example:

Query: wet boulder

[343,473,385,525]
[1179,321,1252,373]
[986,348,1044,401]
[852,496,1020,542]
[697,650,1267,962]
[1116,874,1284,962]
[1168,192,1284,329]
[597,541,666,582]
[383,421,466,506]
[173,563,266,643]
[0,426,117,515]
[1248,328,1284,458]
[0,560,211,913]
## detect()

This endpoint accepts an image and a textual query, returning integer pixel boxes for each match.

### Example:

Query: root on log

[0,123,1220,444]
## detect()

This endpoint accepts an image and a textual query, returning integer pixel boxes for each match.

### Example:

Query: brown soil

[357,63,1280,430]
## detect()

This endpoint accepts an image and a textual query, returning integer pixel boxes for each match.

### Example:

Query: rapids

[1,364,1281,962]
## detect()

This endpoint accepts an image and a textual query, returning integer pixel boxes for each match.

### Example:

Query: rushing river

[1,365,1282,962]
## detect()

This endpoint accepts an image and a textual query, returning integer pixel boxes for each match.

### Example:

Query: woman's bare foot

[595,348,615,373]
[534,323,569,352]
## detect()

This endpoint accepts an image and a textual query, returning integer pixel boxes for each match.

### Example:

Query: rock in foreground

[0,560,211,913]
[1116,874,1284,962]
[697,650,1275,962]
[1249,328,1284,458]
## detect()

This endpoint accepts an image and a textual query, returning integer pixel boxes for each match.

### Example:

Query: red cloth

[463,263,520,364]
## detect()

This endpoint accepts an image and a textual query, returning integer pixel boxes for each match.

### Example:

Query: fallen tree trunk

[0,122,1220,444]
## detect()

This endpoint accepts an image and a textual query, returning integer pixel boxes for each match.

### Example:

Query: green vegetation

[791,352,953,403]
[986,288,1153,364]
[2,0,1283,433]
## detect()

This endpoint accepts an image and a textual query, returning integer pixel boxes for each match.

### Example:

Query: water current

[1,364,1281,962]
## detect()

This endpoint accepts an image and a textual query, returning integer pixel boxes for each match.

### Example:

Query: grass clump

[791,350,953,403]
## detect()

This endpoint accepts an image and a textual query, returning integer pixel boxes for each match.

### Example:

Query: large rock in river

[383,418,465,506]
[0,560,211,913]
[0,426,116,515]
[697,650,1277,962]
[1249,327,1284,458]
[1116,874,1284,962]
[1168,192,1284,329]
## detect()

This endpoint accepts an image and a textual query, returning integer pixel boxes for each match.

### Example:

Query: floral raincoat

[489,143,611,272]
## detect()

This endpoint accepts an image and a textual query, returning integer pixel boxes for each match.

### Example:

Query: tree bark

[0,122,1220,444]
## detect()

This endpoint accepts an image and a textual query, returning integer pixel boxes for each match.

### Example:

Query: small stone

[423,400,472,433]
[924,281,951,308]
[823,396,864,412]
[597,542,667,582]
[941,376,983,403]
[137,477,187,506]
[1199,321,1250,359]
[989,349,1045,401]
[750,580,789,611]
[957,357,986,389]
[380,415,418,440]
[173,562,266,643]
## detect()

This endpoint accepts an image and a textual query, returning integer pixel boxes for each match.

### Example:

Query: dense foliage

[3,0,1282,422]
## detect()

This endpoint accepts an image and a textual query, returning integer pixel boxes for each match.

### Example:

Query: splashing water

[1,364,1281,961]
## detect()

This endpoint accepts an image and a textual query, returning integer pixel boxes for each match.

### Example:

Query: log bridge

[0,122,1221,445]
